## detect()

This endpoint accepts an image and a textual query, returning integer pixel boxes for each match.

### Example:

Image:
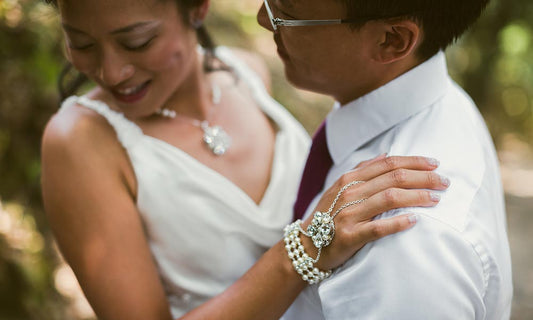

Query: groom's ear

[374,19,421,64]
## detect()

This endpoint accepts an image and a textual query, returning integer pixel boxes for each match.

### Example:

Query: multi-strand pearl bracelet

[284,220,332,285]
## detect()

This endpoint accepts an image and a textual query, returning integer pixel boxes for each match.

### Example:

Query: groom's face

[257,0,375,99]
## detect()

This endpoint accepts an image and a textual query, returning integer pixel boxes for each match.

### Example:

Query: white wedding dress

[60,47,310,317]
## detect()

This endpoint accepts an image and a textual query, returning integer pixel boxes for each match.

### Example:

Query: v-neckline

[141,132,282,209]
[73,90,284,209]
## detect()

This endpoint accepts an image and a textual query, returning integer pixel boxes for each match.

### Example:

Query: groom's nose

[257,3,274,32]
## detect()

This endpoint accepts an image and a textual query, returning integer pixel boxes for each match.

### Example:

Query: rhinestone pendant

[201,121,232,156]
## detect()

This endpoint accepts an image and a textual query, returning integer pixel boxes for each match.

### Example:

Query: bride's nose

[96,48,134,86]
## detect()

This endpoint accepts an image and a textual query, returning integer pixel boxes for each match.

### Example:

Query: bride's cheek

[69,54,96,77]
[148,42,185,71]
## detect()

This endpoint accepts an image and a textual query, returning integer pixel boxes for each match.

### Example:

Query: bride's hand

[300,155,449,270]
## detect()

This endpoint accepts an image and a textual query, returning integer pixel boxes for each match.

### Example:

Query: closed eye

[69,43,95,51]
[123,36,157,51]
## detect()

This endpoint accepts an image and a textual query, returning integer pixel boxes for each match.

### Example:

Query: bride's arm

[42,109,175,319]
[181,155,448,320]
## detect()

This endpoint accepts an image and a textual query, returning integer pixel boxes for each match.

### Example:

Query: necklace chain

[155,81,231,156]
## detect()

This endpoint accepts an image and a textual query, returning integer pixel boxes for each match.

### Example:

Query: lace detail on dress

[61,95,144,149]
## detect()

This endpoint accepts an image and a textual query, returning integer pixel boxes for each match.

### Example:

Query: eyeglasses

[263,0,359,31]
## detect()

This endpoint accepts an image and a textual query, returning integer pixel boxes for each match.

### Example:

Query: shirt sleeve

[317,214,488,320]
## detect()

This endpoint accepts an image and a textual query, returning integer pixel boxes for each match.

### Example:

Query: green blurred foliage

[446,0,533,147]
[0,0,530,319]
[0,0,71,319]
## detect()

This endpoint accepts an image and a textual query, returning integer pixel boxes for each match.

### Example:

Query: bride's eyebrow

[61,21,160,35]
[62,23,88,35]
[110,21,160,35]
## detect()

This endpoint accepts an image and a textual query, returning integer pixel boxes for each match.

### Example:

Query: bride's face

[58,0,199,118]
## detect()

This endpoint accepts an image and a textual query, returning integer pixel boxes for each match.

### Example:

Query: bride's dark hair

[45,0,227,101]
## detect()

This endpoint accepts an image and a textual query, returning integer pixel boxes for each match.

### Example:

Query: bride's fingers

[318,213,417,269]
[339,188,440,222]
[353,214,418,243]
[315,157,443,215]
[353,153,387,170]
[337,156,439,186]
[343,169,449,200]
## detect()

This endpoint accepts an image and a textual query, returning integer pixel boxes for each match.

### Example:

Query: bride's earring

[191,18,203,29]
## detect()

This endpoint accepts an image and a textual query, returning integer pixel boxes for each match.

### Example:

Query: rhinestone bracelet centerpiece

[283,180,367,285]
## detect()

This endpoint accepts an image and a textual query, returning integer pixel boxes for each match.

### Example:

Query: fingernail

[440,176,451,187]
[426,157,440,167]
[376,153,388,159]
[408,214,418,224]
[430,192,441,202]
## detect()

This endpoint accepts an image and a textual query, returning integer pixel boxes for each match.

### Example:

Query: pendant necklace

[155,82,232,156]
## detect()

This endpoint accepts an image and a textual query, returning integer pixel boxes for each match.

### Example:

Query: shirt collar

[326,51,451,165]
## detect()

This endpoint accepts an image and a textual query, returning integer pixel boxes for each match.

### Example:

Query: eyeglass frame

[263,0,360,31]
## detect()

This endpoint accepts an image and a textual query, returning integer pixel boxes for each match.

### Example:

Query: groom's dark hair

[339,0,490,59]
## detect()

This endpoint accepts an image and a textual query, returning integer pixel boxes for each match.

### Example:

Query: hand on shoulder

[296,155,450,272]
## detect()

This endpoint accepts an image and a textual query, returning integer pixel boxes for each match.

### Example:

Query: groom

[258,0,512,319]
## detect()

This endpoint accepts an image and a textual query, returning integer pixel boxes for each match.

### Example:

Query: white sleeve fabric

[318,214,488,320]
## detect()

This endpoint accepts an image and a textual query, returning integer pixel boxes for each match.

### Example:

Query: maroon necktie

[293,121,333,221]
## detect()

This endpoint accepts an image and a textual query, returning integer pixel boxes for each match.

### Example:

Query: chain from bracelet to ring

[302,180,367,250]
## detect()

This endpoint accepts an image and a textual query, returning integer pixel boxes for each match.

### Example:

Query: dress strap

[60,96,144,149]
[213,46,296,131]
[214,47,269,106]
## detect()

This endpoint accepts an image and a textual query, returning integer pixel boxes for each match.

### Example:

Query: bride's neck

[162,53,213,120]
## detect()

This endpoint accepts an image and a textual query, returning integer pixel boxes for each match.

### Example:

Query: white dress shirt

[282,52,513,320]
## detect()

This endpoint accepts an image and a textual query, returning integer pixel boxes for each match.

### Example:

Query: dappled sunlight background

[0,0,531,319]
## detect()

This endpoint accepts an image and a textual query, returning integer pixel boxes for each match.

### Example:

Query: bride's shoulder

[42,92,121,162]
[41,89,137,202]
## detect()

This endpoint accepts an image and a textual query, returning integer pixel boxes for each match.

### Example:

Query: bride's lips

[111,80,151,103]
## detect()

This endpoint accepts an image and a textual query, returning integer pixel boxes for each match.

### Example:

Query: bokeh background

[0,0,532,319]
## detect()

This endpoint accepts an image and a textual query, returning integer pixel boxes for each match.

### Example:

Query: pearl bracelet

[284,220,332,285]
